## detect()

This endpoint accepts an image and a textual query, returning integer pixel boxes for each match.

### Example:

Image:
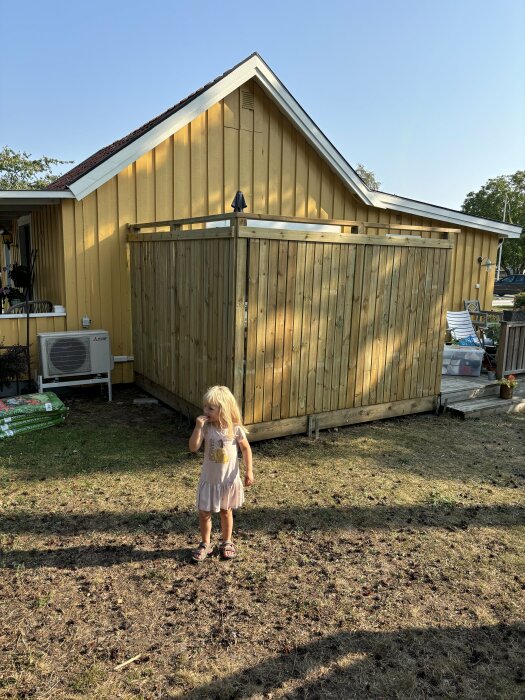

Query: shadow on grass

[174,623,524,699]
[0,544,191,569]
[1,503,523,541]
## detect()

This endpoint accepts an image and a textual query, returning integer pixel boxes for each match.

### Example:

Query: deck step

[446,395,525,418]
[440,383,499,403]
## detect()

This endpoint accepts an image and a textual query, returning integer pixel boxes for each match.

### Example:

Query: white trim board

[374,192,522,238]
[0,191,74,200]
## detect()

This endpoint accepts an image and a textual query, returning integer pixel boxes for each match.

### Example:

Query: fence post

[495,321,509,379]
[232,217,247,409]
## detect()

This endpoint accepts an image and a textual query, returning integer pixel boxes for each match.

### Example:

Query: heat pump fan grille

[47,336,91,375]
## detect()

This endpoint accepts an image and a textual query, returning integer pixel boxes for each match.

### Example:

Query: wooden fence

[128,215,454,440]
[496,321,525,378]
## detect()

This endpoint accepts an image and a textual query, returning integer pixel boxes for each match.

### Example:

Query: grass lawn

[1,386,524,699]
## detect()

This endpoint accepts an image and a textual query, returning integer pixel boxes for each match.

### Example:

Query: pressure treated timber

[127,228,234,242]
[237,227,455,247]
[496,322,525,378]
[130,225,452,439]
[245,396,437,441]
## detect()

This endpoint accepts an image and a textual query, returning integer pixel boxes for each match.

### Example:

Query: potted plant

[497,374,518,400]
[503,292,525,322]
[0,343,27,391]
[8,263,31,290]
[0,286,25,312]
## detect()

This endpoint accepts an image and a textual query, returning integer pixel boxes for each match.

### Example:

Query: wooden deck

[439,373,525,418]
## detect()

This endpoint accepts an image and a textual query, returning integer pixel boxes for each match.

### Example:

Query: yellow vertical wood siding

[58,79,501,385]
[129,236,234,407]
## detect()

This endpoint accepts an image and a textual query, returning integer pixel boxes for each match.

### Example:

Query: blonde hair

[203,386,247,439]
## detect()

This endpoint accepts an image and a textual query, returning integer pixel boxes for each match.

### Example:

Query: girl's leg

[219,508,233,543]
[199,510,212,544]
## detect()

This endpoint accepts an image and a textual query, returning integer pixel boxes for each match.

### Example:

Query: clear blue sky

[1,0,523,210]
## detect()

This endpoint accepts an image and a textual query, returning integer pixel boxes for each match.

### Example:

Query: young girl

[189,386,254,562]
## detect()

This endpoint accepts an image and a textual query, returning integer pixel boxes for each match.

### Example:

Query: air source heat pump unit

[37,330,113,401]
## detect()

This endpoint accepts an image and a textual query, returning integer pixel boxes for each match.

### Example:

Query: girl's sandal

[191,542,213,563]
[219,541,237,560]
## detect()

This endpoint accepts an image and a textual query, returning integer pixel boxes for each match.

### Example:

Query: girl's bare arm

[189,416,207,452]
[239,438,254,486]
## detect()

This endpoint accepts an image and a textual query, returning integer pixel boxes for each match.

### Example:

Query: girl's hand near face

[196,415,208,429]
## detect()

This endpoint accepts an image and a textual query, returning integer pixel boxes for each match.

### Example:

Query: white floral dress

[195,424,246,512]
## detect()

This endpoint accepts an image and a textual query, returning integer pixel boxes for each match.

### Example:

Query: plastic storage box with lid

[441,345,484,376]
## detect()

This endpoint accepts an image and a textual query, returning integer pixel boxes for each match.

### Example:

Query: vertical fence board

[289,242,306,416]
[280,242,297,419]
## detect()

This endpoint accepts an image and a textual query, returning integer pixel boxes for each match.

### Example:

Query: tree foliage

[355,163,381,190]
[462,171,525,274]
[0,146,72,190]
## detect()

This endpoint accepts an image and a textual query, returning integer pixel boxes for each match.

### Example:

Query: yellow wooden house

[0,54,521,438]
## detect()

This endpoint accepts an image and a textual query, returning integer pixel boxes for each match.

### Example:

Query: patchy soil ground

[0,385,524,699]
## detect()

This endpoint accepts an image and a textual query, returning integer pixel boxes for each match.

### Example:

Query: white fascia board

[69,55,375,205]
[0,190,74,201]
[373,191,522,238]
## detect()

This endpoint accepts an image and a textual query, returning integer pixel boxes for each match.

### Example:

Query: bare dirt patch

[1,386,524,699]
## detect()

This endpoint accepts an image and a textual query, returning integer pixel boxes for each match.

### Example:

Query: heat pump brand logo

[93,336,107,342]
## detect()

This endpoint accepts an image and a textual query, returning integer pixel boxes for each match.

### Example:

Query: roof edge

[372,191,522,238]
[0,190,75,199]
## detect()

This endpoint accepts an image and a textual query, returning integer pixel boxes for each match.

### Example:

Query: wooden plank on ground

[245,395,436,441]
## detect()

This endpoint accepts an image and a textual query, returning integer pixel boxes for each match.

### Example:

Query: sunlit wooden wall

[128,228,453,438]
[129,233,235,408]
[50,78,499,384]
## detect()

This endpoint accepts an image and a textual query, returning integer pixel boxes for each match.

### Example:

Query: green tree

[355,163,381,190]
[462,170,525,274]
[0,146,72,190]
